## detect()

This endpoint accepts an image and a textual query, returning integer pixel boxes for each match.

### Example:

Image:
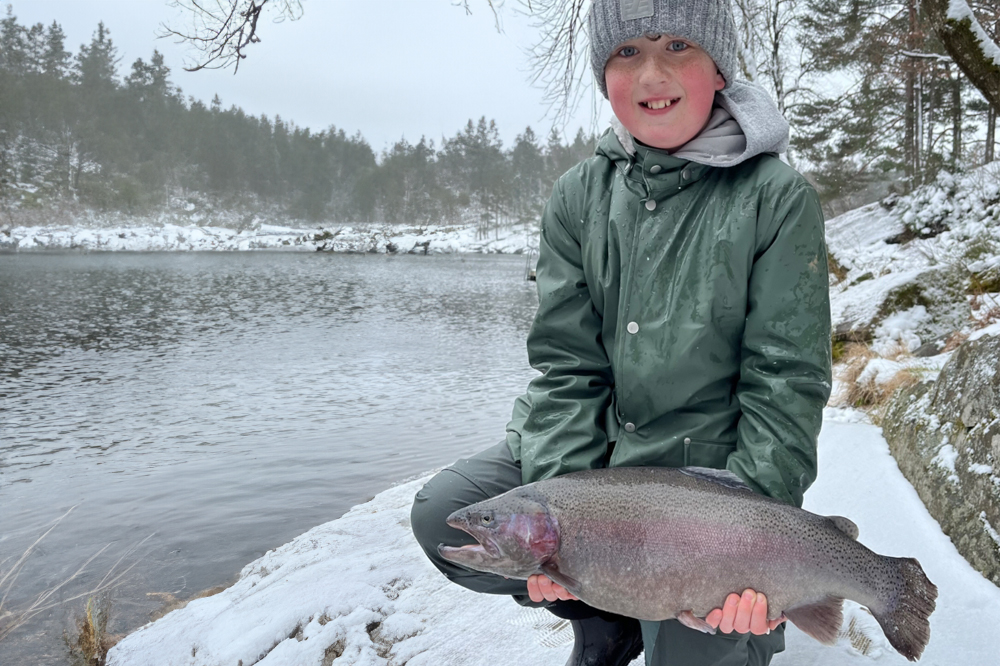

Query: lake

[0,251,539,663]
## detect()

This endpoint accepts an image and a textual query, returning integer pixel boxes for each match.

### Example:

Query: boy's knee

[409,470,459,554]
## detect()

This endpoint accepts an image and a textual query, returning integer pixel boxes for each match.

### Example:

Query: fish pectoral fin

[540,561,583,596]
[783,596,845,646]
[676,611,717,635]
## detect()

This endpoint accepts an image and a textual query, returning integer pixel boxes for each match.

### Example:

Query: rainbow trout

[438,466,937,661]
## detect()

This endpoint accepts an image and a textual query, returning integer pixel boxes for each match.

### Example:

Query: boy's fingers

[718,593,740,633]
[733,589,755,634]
[526,574,578,603]
[526,575,542,602]
[705,608,723,629]
[537,575,554,600]
[749,593,769,635]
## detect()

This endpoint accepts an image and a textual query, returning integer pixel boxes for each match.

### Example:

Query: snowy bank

[107,410,1000,666]
[825,161,1000,351]
[0,221,537,255]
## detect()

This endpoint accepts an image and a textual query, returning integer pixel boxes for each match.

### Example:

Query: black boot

[563,613,644,666]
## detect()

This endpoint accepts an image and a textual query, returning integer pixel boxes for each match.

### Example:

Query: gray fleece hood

[609,79,789,167]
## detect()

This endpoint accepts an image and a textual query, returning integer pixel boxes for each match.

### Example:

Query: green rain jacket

[505,121,832,508]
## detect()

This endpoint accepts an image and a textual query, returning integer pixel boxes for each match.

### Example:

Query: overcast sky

[9,0,611,153]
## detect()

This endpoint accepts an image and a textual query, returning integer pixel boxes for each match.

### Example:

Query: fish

[437,466,937,661]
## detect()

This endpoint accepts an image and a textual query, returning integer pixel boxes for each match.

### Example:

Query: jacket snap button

[682,170,690,180]
[684,437,692,444]
[645,199,656,211]
[649,164,662,174]
[627,321,639,334]
[624,422,636,433]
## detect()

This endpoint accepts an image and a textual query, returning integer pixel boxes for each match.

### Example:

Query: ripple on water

[0,251,539,663]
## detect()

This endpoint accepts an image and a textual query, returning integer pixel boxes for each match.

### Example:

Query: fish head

[437,492,559,579]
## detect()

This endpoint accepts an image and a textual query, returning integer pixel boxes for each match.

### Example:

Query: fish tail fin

[870,557,937,662]
[783,595,844,645]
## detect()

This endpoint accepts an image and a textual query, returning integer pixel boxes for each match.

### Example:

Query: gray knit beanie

[588,0,739,98]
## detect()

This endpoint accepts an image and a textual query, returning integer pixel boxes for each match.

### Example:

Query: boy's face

[604,34,725,151]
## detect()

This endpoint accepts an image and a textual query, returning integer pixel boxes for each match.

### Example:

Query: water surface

[0,251,538,663]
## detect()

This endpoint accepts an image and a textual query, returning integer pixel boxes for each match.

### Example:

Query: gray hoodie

[611,79,789,167]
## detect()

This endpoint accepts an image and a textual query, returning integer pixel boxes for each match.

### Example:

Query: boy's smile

[605,34,725,151]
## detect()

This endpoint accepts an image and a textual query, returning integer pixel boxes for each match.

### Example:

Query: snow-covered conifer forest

[1,2,999,240]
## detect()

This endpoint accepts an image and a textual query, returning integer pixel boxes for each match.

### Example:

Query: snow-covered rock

[826,162,1000,346]
[882,334,1000,589]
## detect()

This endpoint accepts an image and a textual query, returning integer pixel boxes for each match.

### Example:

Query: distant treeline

[0,11,596,232]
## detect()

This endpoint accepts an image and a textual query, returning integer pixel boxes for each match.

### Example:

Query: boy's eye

[618,46,638,57]
[668,40,688,52]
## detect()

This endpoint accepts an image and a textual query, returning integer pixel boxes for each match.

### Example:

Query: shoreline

[0,221,539,255]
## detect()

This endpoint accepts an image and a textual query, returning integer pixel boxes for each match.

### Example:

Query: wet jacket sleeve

[727,183,832,508]
[507,179,614,485]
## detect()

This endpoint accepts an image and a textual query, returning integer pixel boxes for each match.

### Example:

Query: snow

[826,162,1000,341]
[969,320,1000,341]
[980,513,1000,550]
[0,222,537,255]
[106,410,1000,666]
[949,0,1000,67]
[855,358,908,387]
[931,443,960,484]
[872,306,929,356]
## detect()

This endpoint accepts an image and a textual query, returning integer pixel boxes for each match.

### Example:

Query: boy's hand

[527,574,579,602]
[705,589,786,635]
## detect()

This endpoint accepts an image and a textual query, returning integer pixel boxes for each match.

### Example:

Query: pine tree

[794,0,980,203]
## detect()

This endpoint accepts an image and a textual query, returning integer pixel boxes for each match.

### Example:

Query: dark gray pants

[410,442,786,666]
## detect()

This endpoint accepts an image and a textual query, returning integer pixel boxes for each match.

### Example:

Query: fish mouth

[441,515,502,560]
[438,538,503,564]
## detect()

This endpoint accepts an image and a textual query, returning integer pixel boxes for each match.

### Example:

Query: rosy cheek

[605,72,633,113]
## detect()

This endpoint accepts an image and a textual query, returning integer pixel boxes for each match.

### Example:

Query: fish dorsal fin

[784,596,845,645]
[827,515,859,540]
[678,466,752,492]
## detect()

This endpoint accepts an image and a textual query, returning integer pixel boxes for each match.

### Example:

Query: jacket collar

[597,124,712,190]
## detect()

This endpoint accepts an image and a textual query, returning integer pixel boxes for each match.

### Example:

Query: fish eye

[480,513,494,526]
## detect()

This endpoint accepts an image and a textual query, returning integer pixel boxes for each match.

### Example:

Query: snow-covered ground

[107,408,1000,666]
[0,222,536,255]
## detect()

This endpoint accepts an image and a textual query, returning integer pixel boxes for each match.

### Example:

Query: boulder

[831,266,969,345]
[881,334,1000,587]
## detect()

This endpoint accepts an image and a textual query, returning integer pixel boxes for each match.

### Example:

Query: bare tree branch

[161,0,304,73]
[517,1,593,128]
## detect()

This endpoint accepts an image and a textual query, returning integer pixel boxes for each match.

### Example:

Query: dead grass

[66,593,123,666]
[832,343,919,420]
[0,506,152,646]
[828,250,849,285]
[146,584,231,622]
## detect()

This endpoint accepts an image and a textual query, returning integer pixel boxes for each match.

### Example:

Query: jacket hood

[598,79,789,168]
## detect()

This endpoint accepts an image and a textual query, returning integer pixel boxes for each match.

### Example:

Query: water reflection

[0,251,538,663]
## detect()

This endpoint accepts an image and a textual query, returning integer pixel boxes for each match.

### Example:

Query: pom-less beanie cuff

[588,0,739,98]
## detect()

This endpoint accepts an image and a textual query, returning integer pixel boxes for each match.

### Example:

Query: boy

[411,1,832,664]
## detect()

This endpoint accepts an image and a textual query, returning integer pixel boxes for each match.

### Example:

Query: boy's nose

[637,57,674,86]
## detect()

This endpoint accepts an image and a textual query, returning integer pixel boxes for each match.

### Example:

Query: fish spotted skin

[438,466,937,661]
